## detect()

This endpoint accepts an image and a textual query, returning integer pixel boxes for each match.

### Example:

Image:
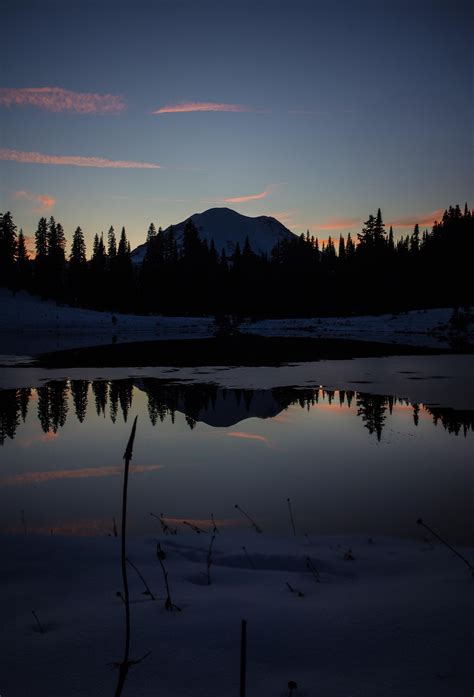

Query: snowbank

[245,308,474,349]
[0,288,212,357]
[1,530,472,696]
[1,289,471,360]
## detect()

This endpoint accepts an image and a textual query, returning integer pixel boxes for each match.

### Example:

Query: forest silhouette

[1,204,472,316]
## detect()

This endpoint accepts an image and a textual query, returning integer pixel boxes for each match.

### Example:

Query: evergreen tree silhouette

[0,389,21,444]
[356,393,387,441]
[0,211,17,288]
[70,380,89,422]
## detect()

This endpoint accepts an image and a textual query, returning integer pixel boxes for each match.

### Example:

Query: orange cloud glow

[0,86,126,114]
[311,216,361,231]
[388,209,445,229]
[153,101,252,114]
[19,430,59,447]
[1,148,161,169]
[15,190,56,212]
[227,431,270,447]
[0,464,163,486]
[225,187,272,204]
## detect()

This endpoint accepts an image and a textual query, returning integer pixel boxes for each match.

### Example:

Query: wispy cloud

[153,101,253,114]
[0,86,126,114]
[311,216,361,231]
[224,187,272,204]
[0,464,163,487]
[388,208,445,229]
[0,148,161,169]
[227,431,271,447]
[15,190,56,212]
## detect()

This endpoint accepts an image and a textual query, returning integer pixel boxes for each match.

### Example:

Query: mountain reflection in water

[1,378,474,446]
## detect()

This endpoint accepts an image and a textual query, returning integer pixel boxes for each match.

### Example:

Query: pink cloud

[15,190,56,212]
[0,148,161,169]
[153,101,253,114]
[0,464,163,487]
[224,187,272,204]
[388,208,445,229]
[0,86,126,114]
[227,431,271,447]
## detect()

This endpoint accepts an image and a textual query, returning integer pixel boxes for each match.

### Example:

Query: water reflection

[1,379,474,446]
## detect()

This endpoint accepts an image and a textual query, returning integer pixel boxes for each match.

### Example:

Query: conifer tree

[107,226,117,259]
[15,229,31,290]
[0,211,17,287]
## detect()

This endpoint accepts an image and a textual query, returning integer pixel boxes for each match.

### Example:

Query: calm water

[1,377,473,543]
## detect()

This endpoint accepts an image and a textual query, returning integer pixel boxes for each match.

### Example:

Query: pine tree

[107,226,117,259]
[410,223,420,254]
[373,208,386,248]
[35,217,48,258]
[69,227,88,304]
[338,234,346,261]
[70,227,87,266]
[0,211,17,287]
[15,229,31,290]
[146,222,157,242]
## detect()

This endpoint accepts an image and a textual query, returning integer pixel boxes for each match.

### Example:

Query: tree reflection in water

[1,379,474,445]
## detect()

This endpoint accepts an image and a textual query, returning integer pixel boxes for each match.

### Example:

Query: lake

[1,359,473,544]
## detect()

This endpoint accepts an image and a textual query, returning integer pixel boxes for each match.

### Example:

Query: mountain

[131,207,297,263]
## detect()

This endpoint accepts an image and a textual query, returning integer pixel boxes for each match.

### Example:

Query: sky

[1,0,472,253]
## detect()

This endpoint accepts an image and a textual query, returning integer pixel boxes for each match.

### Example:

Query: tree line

[0,204,472,316]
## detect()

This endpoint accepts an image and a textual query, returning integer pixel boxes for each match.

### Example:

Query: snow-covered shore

[1,289,472,360]
[2,530,472,697]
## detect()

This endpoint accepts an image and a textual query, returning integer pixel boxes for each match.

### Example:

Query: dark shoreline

[36,334,459,368]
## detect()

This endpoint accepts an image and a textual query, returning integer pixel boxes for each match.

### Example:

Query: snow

[1,288,471,362]
[1,529,472,696]
[245,308,473,349]
[0,288,211,357]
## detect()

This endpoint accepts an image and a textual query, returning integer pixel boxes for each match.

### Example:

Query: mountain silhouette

[131,207,296,262]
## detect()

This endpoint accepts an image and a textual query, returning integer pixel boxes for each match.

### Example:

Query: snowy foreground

[2,530,473,697]
[1,288,471,359]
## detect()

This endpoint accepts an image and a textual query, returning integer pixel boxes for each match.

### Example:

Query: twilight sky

[1,0,472,252]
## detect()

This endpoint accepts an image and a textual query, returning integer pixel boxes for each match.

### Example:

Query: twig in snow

[150,512,177,535]
[114,417,150,697]
[287,498,296,536]
[211,513,219,533]
[234,504,263,533]
[183,520,207,534]
[286,582,304,597]
[305,556,320,583]
[32,610,45,634]
[126,558,156,600]
[156,543,181,611]
[417,518,474,577]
